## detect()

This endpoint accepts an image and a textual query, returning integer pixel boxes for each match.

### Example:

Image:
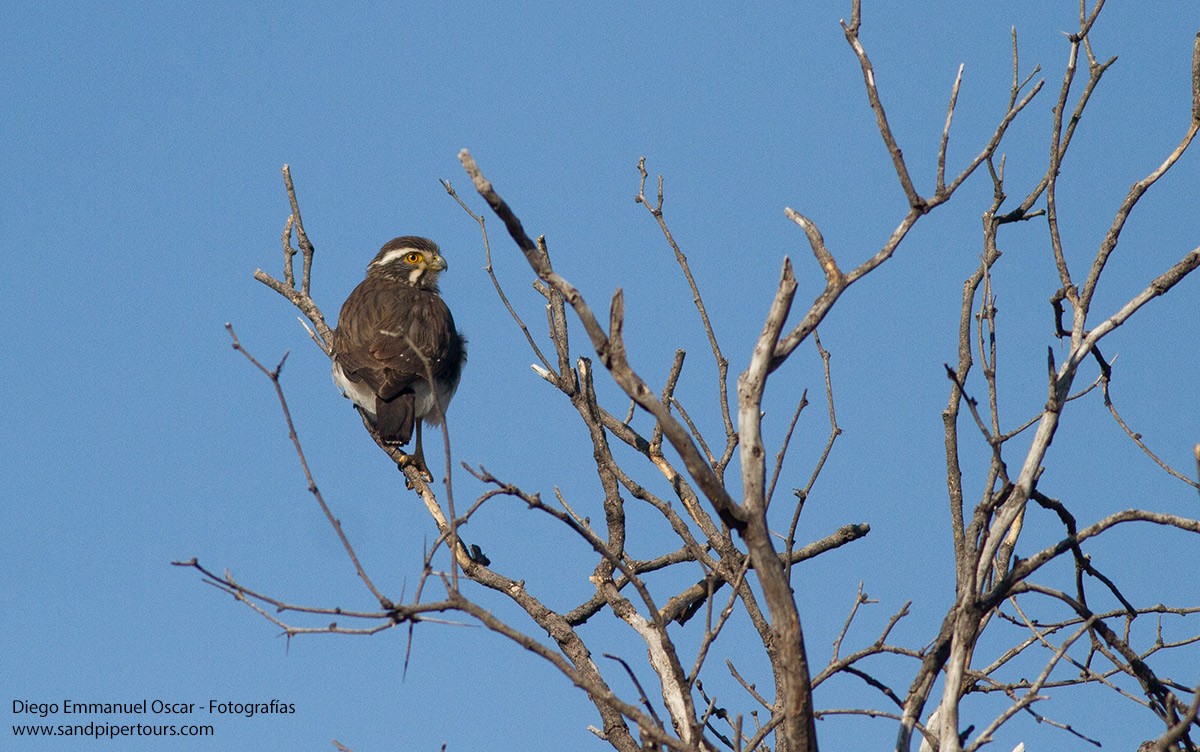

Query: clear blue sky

[3,2,1198,750]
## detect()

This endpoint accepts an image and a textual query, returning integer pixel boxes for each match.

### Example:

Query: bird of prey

[332,236,466,473]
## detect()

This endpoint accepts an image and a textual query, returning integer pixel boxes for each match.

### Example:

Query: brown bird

[331,236,466,473]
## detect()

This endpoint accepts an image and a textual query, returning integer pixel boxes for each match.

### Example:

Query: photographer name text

[12,699,295,719]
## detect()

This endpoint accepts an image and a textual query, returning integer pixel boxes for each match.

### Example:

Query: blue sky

[3,2,1198,750]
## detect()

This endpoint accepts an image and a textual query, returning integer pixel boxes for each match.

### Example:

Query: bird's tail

[375,393,416,445]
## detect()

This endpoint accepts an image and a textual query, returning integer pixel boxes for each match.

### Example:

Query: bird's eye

[404,252,423,264]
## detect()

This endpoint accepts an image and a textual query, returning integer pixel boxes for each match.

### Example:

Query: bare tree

[178,2,1200,751]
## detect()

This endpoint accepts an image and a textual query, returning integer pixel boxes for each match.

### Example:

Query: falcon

[332,236,466,472]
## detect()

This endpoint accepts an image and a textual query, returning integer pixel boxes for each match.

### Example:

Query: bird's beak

[430,255,448,271]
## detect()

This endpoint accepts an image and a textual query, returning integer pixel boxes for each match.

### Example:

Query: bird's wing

[335,279,462,403]
[368,294,460,399]
[331,280,411,398]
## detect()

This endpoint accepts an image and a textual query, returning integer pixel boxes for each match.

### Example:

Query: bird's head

[367,236,448,290]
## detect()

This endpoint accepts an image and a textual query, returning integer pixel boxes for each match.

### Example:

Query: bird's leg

[357,407,428,482]
[410,421,433,482]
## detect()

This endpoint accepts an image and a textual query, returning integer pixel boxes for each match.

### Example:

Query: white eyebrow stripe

[371,248,418,267]
[379,328,405,337]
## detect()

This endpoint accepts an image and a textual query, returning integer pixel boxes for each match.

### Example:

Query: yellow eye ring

[404,252,423,264]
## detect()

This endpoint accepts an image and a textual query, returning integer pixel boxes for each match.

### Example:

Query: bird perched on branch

[332,236,466,474]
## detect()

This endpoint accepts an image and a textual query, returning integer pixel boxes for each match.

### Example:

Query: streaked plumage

[332,237,465,463]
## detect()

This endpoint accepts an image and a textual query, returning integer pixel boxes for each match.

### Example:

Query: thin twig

[637,158,738,475]
[225,324,388,606]
[1102,369,1200,490]
[442,178,555,376]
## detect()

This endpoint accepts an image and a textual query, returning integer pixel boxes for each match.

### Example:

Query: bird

[331,236,466,474]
